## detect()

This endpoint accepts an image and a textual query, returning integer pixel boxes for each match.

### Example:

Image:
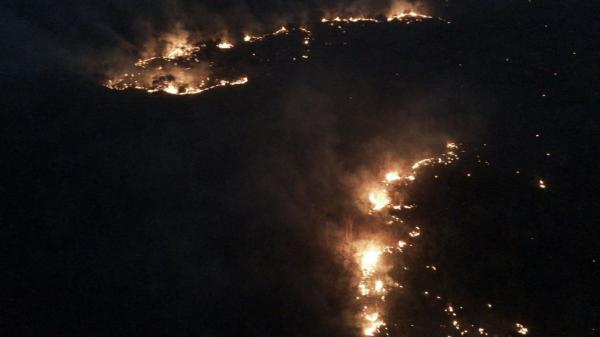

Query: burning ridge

[104,11,447,96]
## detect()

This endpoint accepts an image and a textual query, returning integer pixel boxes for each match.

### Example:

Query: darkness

[1,1,599,336]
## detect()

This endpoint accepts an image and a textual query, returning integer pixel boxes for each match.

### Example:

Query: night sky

[1,1,599,336]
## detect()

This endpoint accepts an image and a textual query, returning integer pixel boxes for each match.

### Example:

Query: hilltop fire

[103,11,439,96]
[321,11,434,23]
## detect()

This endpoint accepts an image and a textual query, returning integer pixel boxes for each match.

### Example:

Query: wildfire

[369,190,391,211]
[349,142,528,336]
[516,323,529,335]
[363,312,385,336]
[374,280,384,292]
[104,24,315,96]
[134,38,200,68]
[387,11,433,21]
[274,26,288,35]
[105,10,444,96]
[216,41,234,49]
[321,16,380,23]
[360,248,381,275]
[107,68,249,96]
[356,244,389,336]
[385,171,401,182]
[104,31,250,96]
[321,11,437,24]
[98,8,539,333]
[150,77,248,95]
[164,44,199,59]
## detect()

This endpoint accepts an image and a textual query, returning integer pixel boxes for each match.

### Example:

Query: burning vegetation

[349,142,530,336]
[101,7,535,335]
[103,9,445,96]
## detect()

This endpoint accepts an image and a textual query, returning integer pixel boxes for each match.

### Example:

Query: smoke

[1,1,494,336]
[224,45,491,332]
[4,1,600,336]
[2,0,529,81]
[1,0,432,79]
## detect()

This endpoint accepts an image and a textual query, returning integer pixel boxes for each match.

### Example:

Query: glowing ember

[409,226,421,237]
[516,323,529,335]
[447,142,458,149]
[412,158,434,170]
[274,26,288,35]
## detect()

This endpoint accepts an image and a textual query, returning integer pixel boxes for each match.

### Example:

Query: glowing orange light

[360,248,380,275]
[374,280,384,292]
[516,323,529,335]
[217,41,234,49]
[385,171,401,182]
[369,190,390,211]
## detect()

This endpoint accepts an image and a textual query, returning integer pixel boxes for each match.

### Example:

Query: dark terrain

[1,1,599,336]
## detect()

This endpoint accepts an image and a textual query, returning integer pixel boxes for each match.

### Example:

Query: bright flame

[359,281,370,296]
[365,312,379,322]
[321,11,436,24]
[105,25,314,96]
[374,280,384,292]
[385,171,401,182]
[361,248,381,275]
[164,83,180,95]
[349,142,524,336]
[274,26,288,35]
[409,226,421,237]
[363,314,385,336]
[164,44,199,59]
[369,190,390,211]
[107,15,446,97]
[154,30,201,60]
[217,41,234,49]
[387,11,432,21]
